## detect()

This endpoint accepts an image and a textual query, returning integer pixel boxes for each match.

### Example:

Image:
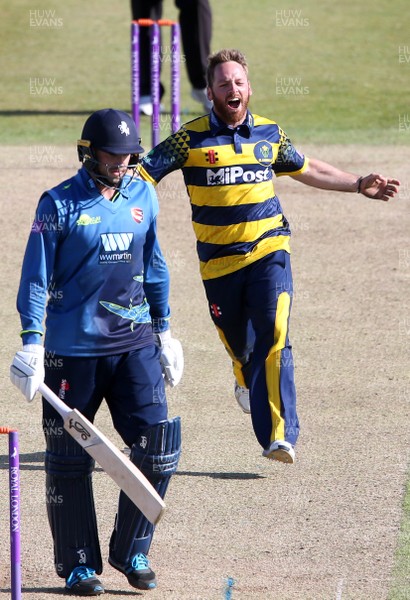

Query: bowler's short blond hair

[206,49,249,88]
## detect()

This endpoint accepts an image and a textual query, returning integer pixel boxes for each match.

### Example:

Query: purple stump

[8,430,21,600]
[170,23,181,133]
[131,21,140,130]
[150,22,161,147]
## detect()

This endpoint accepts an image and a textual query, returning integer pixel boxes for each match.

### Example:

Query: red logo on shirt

[206,150,218,164]
[58,379,70,401]
[131,207,144,223]
[210,303,222,318]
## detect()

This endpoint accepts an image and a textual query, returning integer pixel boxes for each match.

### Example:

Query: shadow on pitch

[0,454,265,479]
[0,109,94,117]
[0,451,45,471]
[0,451,102,472]
[19,587,141,596]
[0,109,201,117]
[176,470,266,480]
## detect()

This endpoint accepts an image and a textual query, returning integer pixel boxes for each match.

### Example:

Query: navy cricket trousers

[202,250,300,449]
[43,345,168,447]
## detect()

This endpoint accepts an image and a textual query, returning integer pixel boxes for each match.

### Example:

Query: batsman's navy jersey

[17,167,170,356]
[139,110,308,280]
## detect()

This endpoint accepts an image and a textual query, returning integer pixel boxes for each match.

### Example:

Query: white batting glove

[10,344,45,402]
[154,330,184,387]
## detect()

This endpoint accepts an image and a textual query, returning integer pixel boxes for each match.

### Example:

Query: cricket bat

[36,382,165,525]
[11,359,165,524]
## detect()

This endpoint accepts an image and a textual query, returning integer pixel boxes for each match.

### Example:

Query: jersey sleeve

[143,186,171,333]
[17,193,61,344]
[273,127,308,176]
[138,127,190,185]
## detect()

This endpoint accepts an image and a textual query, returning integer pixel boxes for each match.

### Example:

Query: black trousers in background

[131,0,212,96]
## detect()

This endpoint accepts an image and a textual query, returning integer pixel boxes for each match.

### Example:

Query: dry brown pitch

[0,145,408,599]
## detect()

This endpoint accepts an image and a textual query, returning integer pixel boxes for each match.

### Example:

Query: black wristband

[357,176,363,193]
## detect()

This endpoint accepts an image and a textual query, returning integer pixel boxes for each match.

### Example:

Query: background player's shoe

[65,566,105,596]
[139,95,153,116]
[234,382,251,413]
[191,87,213,111]
[109,552,157,591]
[262,440,295,464]
[139,95,165,116]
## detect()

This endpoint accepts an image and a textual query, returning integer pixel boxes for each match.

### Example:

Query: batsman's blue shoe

[262,440,295,464]
[108,552,157,591]
[65,566,105,596]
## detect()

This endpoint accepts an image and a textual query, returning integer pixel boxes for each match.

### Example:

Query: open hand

[360,174,400,201]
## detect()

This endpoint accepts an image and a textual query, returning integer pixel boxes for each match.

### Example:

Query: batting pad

[109,417,181,563]
[44,427,103,578]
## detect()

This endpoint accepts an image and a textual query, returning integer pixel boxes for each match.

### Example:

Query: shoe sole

[234,386,251,413]
[108,557,157,591]
[263,448,295,464]
[65,584,105,596]
[236,401,251,414]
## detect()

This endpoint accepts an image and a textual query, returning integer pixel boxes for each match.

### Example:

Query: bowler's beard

[212,94,249,127]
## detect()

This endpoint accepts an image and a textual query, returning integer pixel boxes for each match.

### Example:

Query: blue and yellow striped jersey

[139,110,308,280]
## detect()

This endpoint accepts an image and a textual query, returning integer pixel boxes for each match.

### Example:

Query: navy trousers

[203,250,300,449]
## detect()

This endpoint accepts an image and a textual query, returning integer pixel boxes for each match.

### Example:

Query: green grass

[0,0,409,145]
[388,476,410,599]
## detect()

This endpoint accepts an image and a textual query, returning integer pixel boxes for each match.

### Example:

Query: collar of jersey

[209,109,253,138]
[79,167,132,200]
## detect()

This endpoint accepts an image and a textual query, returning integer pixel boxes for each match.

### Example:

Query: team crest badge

[131,207,144,223]
[118,121,130,136]
[253,140,273,165]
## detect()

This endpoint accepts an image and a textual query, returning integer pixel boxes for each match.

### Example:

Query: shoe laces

[66,566,96,585]
[235,383,248,397]
[130,553,150,572]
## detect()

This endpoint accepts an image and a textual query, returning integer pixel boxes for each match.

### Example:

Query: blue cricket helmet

[77,109,144,186]
[78,108,144,163]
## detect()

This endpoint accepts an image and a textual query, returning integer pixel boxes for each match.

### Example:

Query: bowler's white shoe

[139,95,164,116]
[234,382,251,413]
[262,440,295,464]
[191,87,213,111]
[139,95,153,116]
